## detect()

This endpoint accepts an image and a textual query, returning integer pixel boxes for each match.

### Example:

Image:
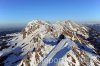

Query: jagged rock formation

[0,20,100,66]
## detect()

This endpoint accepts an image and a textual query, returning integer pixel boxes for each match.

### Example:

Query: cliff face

[0,20,100,66]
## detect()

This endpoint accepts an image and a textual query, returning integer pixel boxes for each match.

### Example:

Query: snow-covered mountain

[0,20,100,66]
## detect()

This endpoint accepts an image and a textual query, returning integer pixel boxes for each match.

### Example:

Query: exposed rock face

[0,20,100,66]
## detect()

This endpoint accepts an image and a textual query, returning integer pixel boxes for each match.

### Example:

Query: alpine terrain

[0,20,100,66]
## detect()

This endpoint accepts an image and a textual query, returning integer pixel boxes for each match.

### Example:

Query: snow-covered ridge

[23,20,89,39]
[0,20,100,66]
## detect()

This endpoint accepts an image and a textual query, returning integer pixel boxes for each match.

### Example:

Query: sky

[0,0,100,26]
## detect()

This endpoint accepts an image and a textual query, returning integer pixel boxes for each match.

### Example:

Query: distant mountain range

[85,24,100,33]
[0,26,24,36]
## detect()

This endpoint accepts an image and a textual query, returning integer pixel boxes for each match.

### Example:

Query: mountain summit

[0,20,100,66]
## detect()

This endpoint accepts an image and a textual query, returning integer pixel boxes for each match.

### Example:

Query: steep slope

[38,39,71,66]
[0,20,100,66]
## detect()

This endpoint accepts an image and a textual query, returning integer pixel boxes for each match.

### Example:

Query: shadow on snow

[47,45,71,66]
